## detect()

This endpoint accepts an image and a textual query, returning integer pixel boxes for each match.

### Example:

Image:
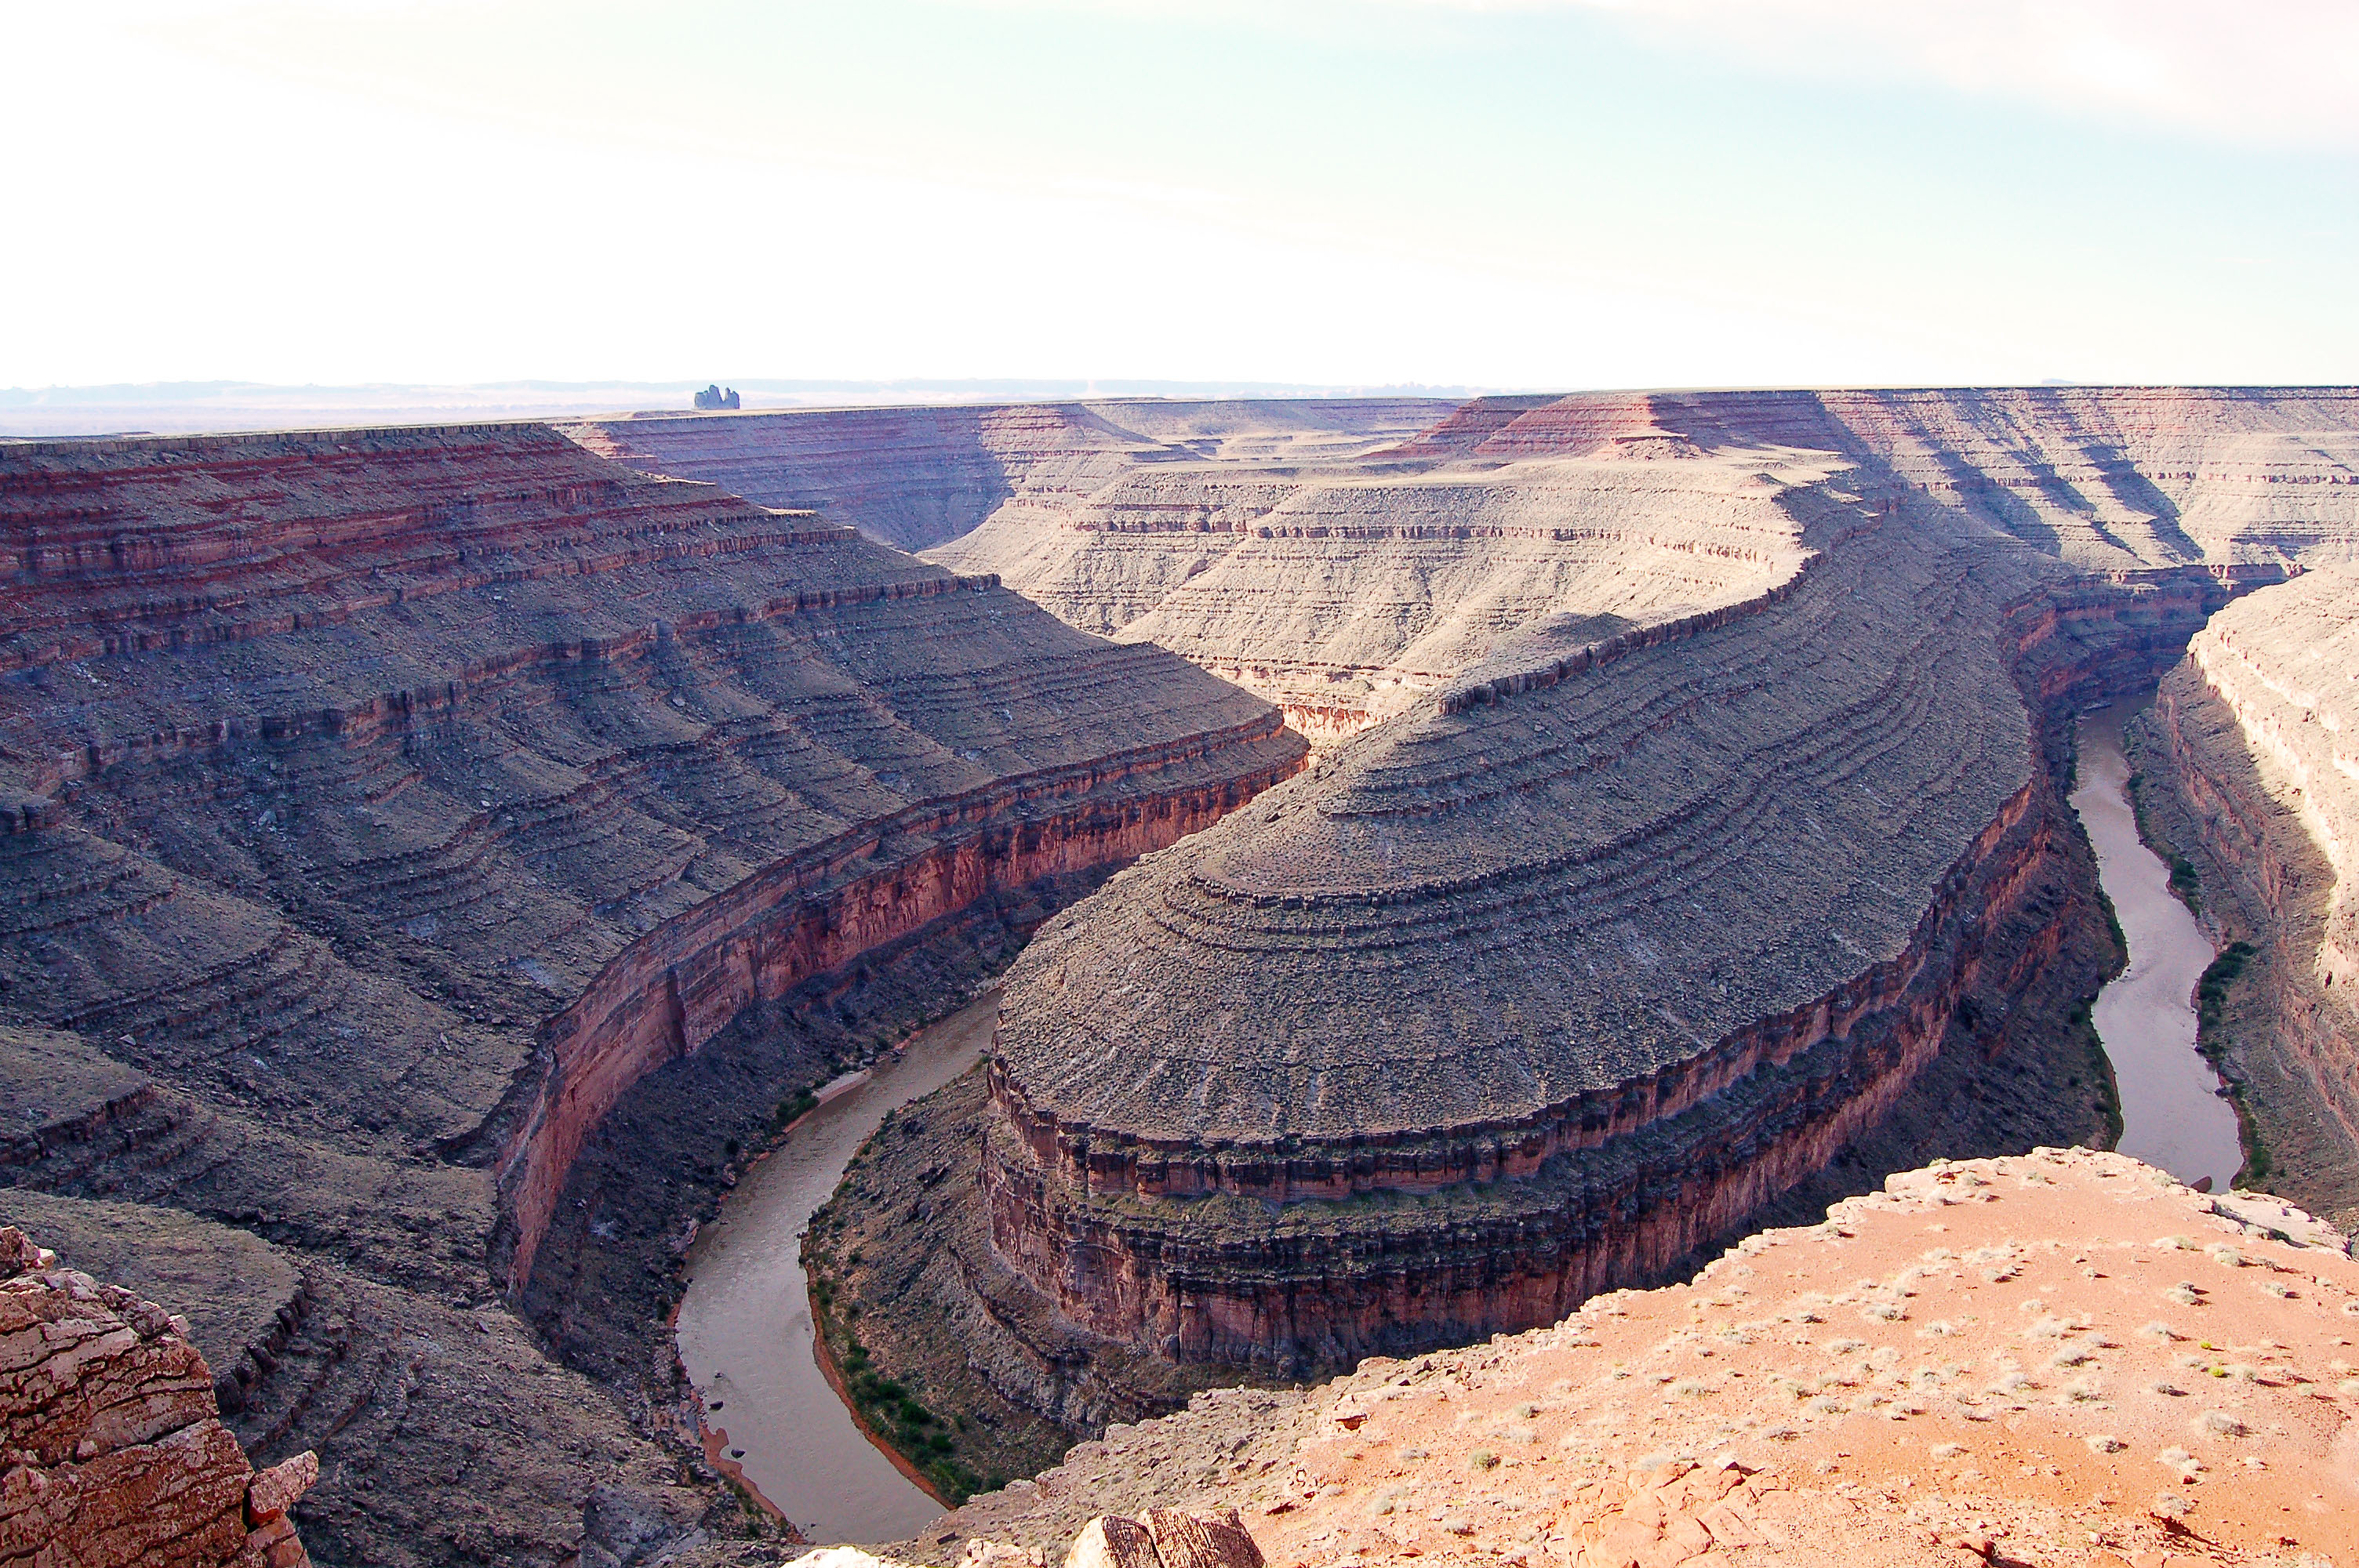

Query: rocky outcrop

[918,1150,2359,1568]
[0,422,1301,1563]
[2148,566,2359,1221]
[0,1224,318,1567]
[801,1506,1263,1568]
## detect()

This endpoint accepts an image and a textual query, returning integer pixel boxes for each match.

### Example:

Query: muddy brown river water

[674,993,999,1543]
[2070,702,2243,1192]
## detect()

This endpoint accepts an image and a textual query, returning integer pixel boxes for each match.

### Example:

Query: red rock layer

[0,1225,318,1567]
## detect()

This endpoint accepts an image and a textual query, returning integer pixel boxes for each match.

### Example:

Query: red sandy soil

[940,1151,2358,1568]
[1256,1150,2358,1568]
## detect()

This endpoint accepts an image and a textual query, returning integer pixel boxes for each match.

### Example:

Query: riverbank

[805,1277,956,1510]
[674,993,1005,1543]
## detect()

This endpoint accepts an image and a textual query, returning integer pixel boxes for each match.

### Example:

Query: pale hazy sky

[7,1,2356,390]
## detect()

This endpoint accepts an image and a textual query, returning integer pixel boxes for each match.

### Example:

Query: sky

[5,0,2356,392]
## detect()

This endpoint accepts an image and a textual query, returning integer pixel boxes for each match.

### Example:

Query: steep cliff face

[2149,566,2359,1221]
[0,423,1302,1563]
[0,1224,319,1567]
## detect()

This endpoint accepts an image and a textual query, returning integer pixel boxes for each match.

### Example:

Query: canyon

[797,387,2359,1496]
[0,422,1301,1563]
[7,388,2359,1566]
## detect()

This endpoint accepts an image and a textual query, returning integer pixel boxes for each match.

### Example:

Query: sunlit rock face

[924,1150,2359,1568]
[0,1224,320,1568]
[2154,563,2359,1212]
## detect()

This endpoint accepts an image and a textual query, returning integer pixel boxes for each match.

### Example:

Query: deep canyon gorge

[6,389,2359,1567]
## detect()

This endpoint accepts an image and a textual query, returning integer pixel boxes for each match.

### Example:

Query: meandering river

[674,993,998,1544]
[2070,702,2244,1192]
[681,706,2240,1542]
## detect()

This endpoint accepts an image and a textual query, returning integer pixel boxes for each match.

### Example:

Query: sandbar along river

[2070,702,2243,1192]
[674,993,999,1544]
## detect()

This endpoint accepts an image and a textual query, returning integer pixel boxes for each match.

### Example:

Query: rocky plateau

[909,1149,2359,1568]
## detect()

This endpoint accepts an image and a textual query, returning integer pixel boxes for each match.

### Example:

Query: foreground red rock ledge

[925,1150,2359,1568]
[0,1225,317,1566]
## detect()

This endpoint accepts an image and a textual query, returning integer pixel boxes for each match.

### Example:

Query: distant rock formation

[917,1149,2359,1568]
[0,1224,318,1567]
[565,398,1447,552]
[577,388,2359,746]
[693,384,740,411]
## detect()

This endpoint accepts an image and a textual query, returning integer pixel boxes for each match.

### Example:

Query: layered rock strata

[2148,565,2359,1222]
[980,470,2232,1374]
[0,1224,319,1567]
[565,401,1447,553]
[917,1150,2359,1568]
[914,387,2359,739]
[921,388,2359,1385]
[0,423,1301,1561]
[572,401,1812,744]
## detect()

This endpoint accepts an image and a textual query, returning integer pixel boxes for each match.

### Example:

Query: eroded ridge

[974,456,2267,1375]
[0,421,1303,1559]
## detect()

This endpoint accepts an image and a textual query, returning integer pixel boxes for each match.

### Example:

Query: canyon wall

[2150,565,2359,1218]
[0,423,1301,1563]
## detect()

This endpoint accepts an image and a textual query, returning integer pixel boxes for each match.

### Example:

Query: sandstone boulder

[0,1225,318,1568]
